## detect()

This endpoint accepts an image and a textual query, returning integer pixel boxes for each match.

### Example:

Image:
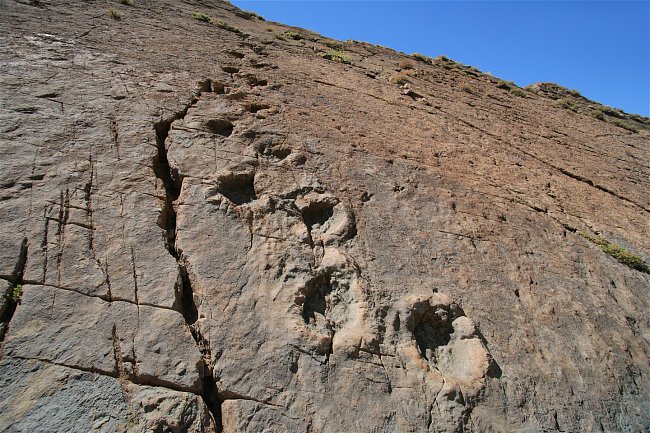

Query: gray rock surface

[0,0,648,432]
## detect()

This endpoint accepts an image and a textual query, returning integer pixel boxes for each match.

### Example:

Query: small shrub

[274,33,287,41]
[389,73,410,85]
[578,232,649,273]
[629,114,650,125]
[213,20,243,34]
[558,98,577,111]
[324,40,343,50]
[119,0,133,5]
[590,110,605,121]
[611,120,639,133]
[437,55,450,62]
[510,88,526,98]
[411,53,429,62]
[192,12,211,22]
[602,106,623,118]
[323,49,351,64]
[107,8,121,20]
[461,84,473,94]
[496,80,512,90]
[285,31,304,40]
[567,89,582,98]
[399,59,415,70]
[242,10,264,20]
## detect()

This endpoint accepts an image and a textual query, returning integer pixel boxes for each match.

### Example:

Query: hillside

[1,1,649,432]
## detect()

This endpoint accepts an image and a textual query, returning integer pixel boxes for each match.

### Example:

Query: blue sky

[231,1,650,116]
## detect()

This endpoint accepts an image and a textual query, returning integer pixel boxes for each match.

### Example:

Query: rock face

[1,1,649,432]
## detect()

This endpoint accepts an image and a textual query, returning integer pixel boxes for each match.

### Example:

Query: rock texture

[1,1,649,432]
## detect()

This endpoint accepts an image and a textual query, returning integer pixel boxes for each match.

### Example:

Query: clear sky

[231,1,650,116]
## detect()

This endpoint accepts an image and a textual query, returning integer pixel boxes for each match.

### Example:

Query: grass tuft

[558,98,577,111]
[496,80,512,90]
[578,232,649,273]
[590,110,605,121]
[284,31,304,40]
[602,106,623,118]
[213,20,243,34]
[399,59,415,70]
[324,40,344,50]
[611,120,638,133]
[510,88,527,98]
[323,49,351,64]
[107,8,122,20]
[461,84,473,94]
[410,53,429,63]
[192,12,211,22]
[242,10,264,20]
[389,72,410,85]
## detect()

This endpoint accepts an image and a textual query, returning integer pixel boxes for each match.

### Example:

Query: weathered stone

[0,357,213,433]
[0,0,648,431]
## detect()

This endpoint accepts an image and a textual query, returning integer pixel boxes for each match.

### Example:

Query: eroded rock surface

[1,1,649,432]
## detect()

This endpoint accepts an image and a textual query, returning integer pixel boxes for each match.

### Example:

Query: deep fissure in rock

[175,264,198,324]
[0,238,28,343]
[202,375,223,432]
[152,91,223,431]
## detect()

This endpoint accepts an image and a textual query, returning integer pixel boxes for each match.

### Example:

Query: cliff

[1,1,649,432]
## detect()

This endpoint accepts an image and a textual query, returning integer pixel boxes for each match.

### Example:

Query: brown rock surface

[1,1,648,432]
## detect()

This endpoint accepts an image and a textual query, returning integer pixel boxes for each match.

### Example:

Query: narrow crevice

[202,375,223,432]
[1,238,28,343]
[514,145,649,213]
[153,89,223,432]
[175,264,198,324]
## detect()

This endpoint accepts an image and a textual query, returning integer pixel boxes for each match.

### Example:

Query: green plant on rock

[578,232,650,274]
[611,119,638,133]
[590,110,605,121]
[461,84,473,94]
[6,284,22,303]
[496,80,512,90]
[242,10,264,20]
[399,59,415,70]
[323,49,351,64]
[411,53,429,62]
[213,20,243,34]
[601,106,623,118]
[284,31,304,40]
[558,98,577,111]
[324,40,343,50]
[389,72,410,85]
[107,8,122,20]
[192,12,211,22]
[510,88,527,98]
